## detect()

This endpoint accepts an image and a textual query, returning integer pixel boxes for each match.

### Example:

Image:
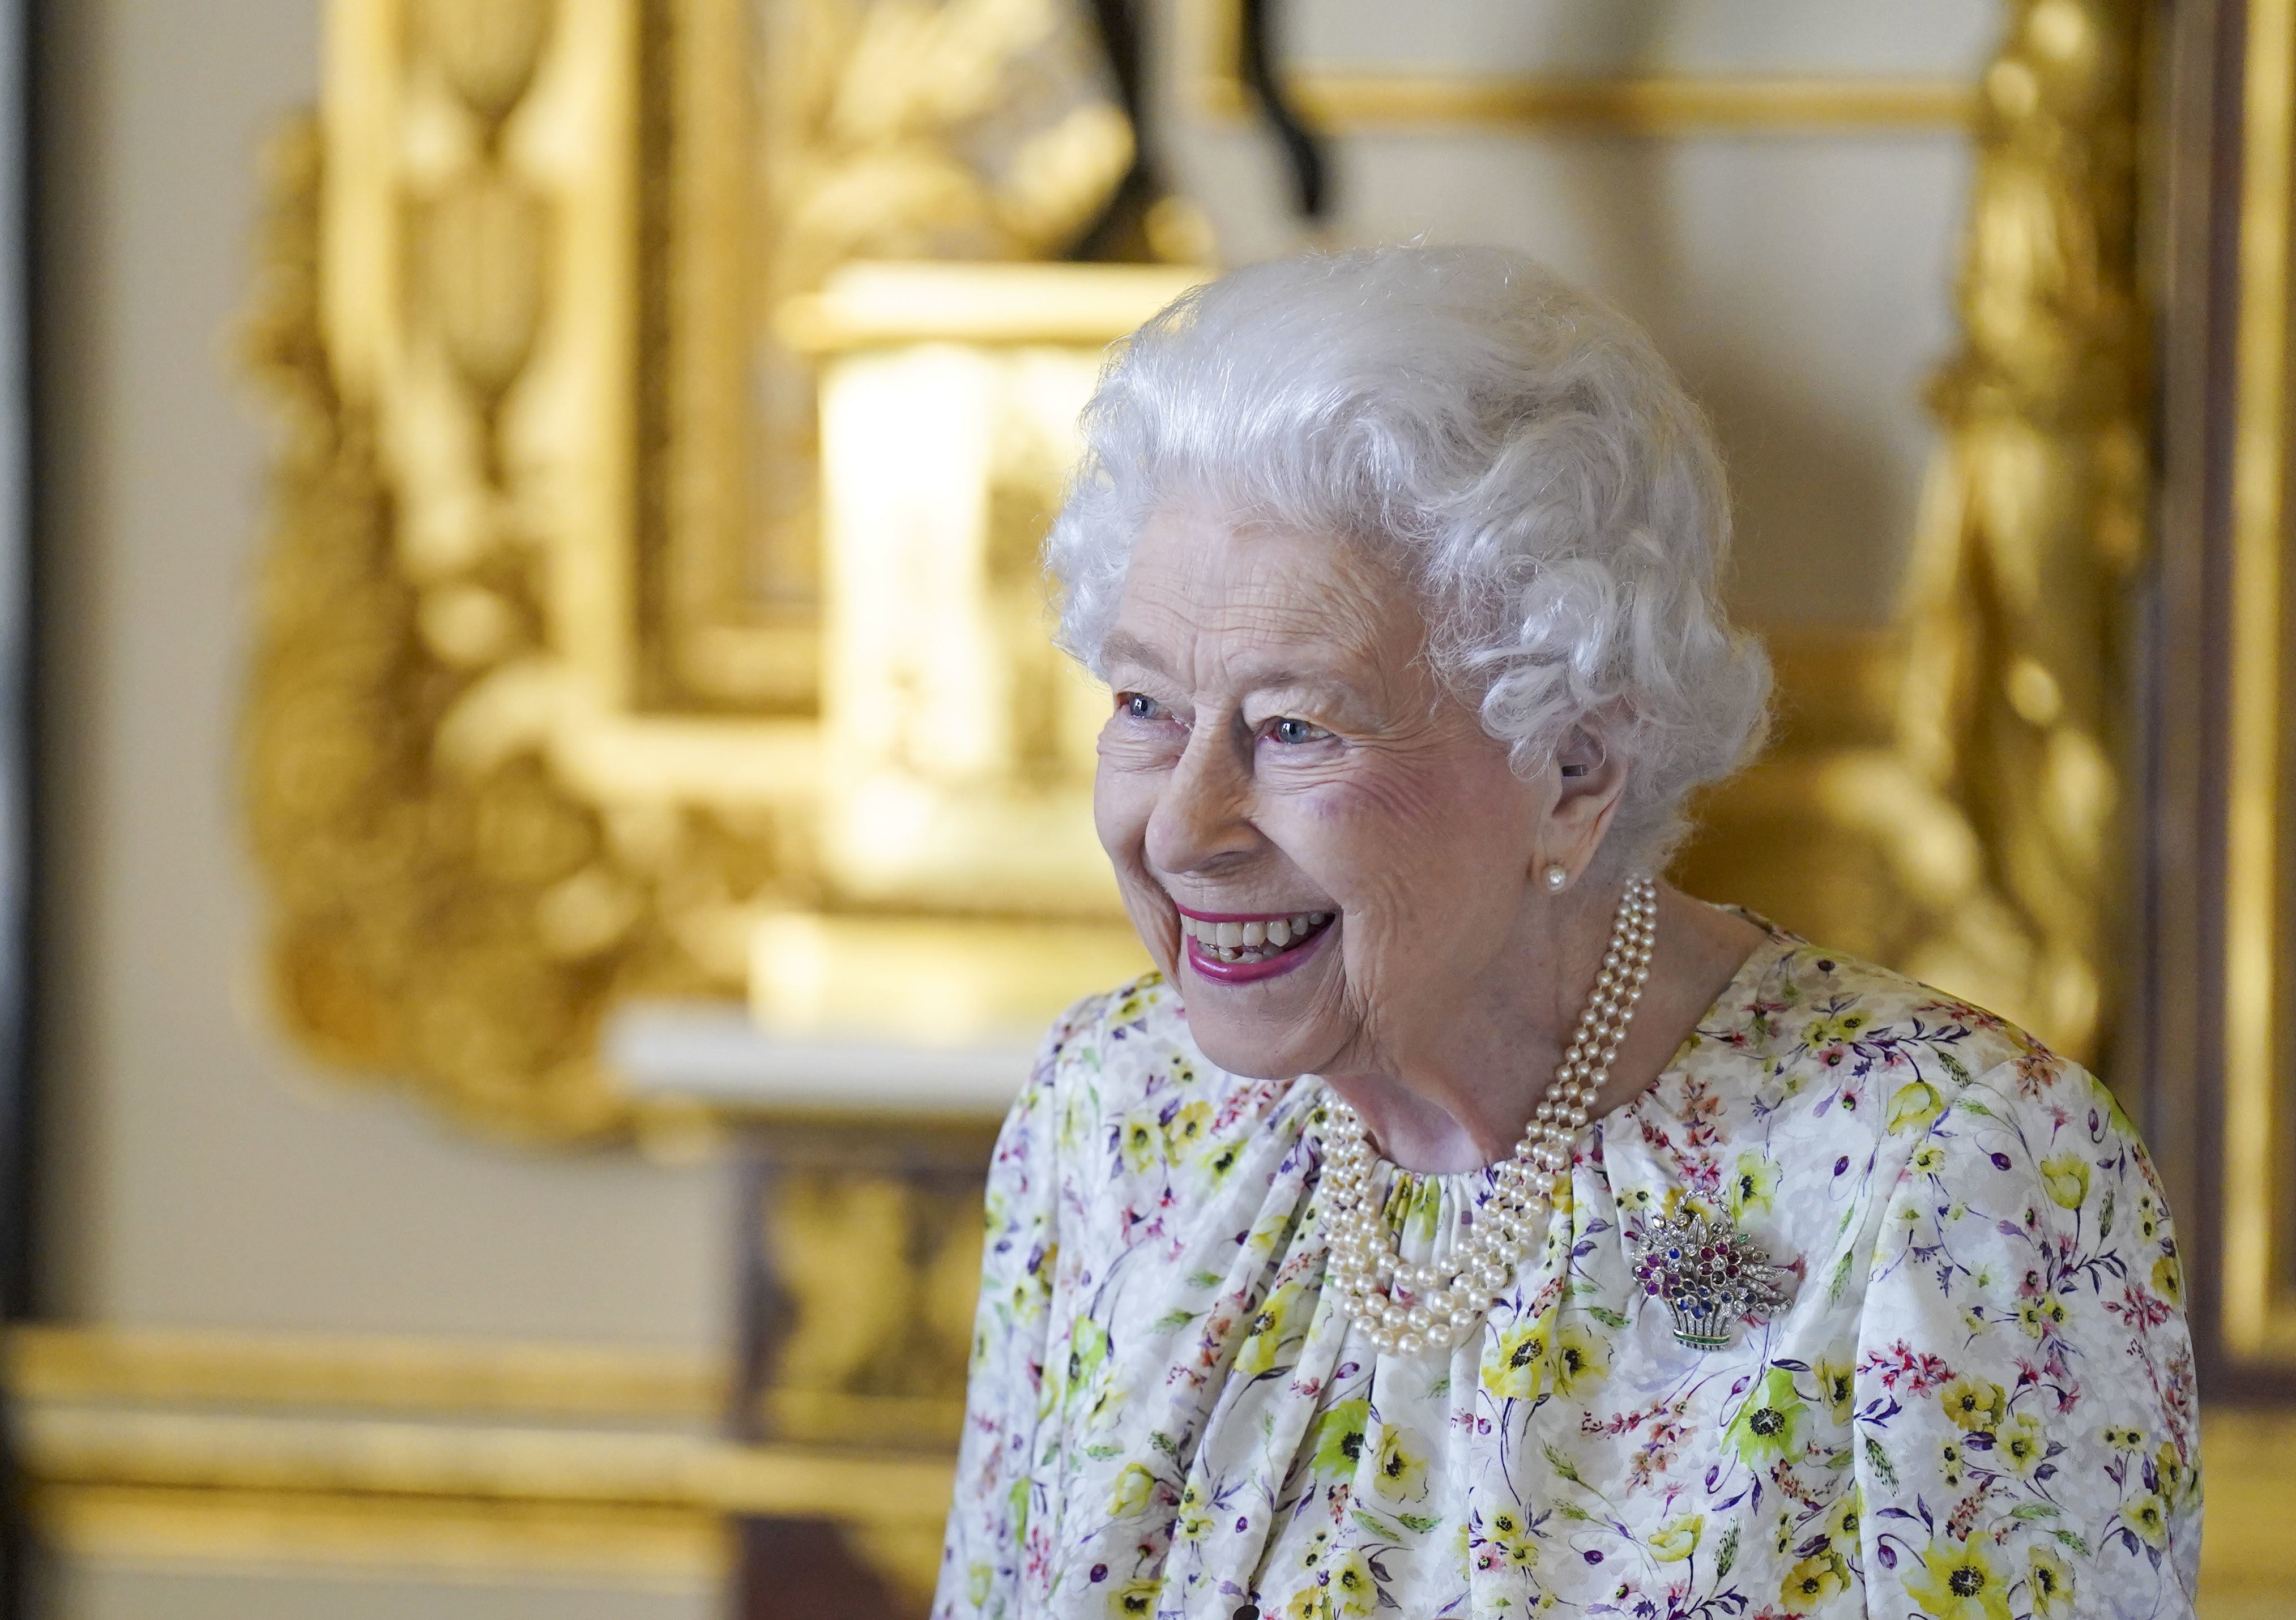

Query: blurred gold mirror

[244,0,1187,1138]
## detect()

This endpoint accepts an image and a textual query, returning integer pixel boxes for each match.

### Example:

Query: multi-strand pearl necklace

[1317,874,1659,1357]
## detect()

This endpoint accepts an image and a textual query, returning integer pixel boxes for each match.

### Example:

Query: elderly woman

[933,246,2197,1620]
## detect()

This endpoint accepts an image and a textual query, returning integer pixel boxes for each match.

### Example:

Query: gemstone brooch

[1630,1207,1792,1351]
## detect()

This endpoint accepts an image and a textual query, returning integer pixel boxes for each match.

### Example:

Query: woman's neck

[1323,884,1765,1174]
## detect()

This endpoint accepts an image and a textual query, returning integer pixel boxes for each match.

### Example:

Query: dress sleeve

[1850,1053,2200,1620]
[932,1006,1081,1619]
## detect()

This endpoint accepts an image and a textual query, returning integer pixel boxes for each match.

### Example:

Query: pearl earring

[1542,862,1569,893]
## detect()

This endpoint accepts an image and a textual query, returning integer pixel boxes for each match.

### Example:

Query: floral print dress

[934,926,2200,1619]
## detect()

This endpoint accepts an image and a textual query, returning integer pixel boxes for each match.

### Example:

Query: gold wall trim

[7,1327,956,1518]
[8,1326,719,1421]
[1202,72,1977,134]
[8,1326,956,1586]
[18,1405,954,1520]
[2222,0,2296,1365]
[1189,0,1974,133]
[33,1485,726,1590]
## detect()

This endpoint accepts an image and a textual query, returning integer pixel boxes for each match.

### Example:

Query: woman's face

[1095,511,1560,1084]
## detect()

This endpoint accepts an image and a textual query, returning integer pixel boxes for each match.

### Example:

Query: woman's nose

[1143,725,1258,877]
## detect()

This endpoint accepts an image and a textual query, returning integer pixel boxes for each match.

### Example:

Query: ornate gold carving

[758,1162,980,1446]
[1887,0,2141,1064]
[248,1,1137,1139]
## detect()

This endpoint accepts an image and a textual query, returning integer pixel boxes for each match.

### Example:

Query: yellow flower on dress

[1648,1514,1702,1562]
[1309,1399,1370,1479]
[1371,1421,1431,1502]
[1175,1478,1212,1542]
[2037,1152,2090,1211]
[2101,1424,2146,1451]
[1727,1152,1778,1217]
[1064,1318,1110,1401]
[2127,1492,2171,1549]
[1998,1412,2047,1474]
[1484,1508,1539,1572]
[2152,1253,2184,1307]
[1887,1080,1945,1135]
[1281,1552,1377,1619]
[1235,1283,1304,1377]
[2028,1545,2075,1618]
[1904,1537,2012,1620]
[1939,1374,2008,1431]
[1108,1461,1157,1516]
[1163,1099,1212,1159]
[1551,1322,1609,1399]
[1815,1355,1858,1424]
[2156,1442,2192,1503]
[2018,1293,2071,1338]
[1912,1144,1948,1174]
[1726,1366,1808,1467]
[1823,1482,1863,1546]
[1119,1108,1164,1174]
[1802,1010,1869,1048]
[1781,1553,1849,1606]
[1481,1313,1553,1402]
[1111,1576,1160,1615]
[1329,1550,1377,1617]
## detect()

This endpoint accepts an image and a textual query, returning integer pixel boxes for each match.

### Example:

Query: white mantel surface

[605,1000,1033,1119]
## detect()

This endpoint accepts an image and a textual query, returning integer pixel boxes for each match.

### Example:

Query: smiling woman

[932,247,2199,1620]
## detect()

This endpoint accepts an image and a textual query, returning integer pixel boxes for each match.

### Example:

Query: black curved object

[1070,0,1162,261]
[1239,0,1329,219]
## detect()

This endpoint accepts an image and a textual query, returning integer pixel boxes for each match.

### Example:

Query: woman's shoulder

[1696,927,2066,1098]
[1639,927,2124,1181]
[1668,928,2150,1197]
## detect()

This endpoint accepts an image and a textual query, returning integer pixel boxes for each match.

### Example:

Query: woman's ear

[1540,721,1629,879]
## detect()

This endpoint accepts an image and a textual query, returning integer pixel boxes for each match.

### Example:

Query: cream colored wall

[32,1,723,1610]
[1153,0,1994,626]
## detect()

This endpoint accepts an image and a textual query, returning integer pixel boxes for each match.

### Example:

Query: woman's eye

[1120,692,1161,720]
[1268,716,1328,746]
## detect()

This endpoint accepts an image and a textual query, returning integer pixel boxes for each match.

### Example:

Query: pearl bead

[1315,876,1655,1356]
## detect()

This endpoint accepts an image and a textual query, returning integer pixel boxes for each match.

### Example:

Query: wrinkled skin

[1094,511,1762,1172]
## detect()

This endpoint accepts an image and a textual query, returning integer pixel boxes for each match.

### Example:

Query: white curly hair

[1045,242,1770,871]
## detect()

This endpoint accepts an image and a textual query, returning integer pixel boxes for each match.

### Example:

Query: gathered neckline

[1304,920,1795,1189]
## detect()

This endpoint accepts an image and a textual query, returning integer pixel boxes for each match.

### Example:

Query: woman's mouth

[1176,908,1335,984]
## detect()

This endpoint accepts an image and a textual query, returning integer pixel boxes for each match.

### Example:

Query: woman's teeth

[1179,911,1333,964]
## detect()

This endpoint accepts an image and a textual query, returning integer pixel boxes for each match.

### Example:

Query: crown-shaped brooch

[1630,1208,1791,1352]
